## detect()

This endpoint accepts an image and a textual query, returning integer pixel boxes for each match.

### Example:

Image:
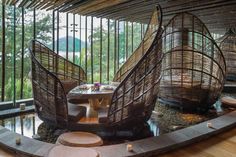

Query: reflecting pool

[0,114,42,138]
[0,113,160,142]
[0,101,232,144]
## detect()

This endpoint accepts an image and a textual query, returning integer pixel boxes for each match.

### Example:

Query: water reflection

[0,114,42,138]
[148,119,160,136]
[0,114,160,140]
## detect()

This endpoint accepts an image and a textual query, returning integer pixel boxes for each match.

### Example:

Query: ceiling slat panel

[4,0,236,34]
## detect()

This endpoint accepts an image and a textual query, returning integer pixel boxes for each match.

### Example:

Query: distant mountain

[57,36,85,52]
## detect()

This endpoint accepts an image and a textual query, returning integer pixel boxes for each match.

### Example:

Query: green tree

[84,20,143,83]
[0,4,144,102]
[0,5,52,101]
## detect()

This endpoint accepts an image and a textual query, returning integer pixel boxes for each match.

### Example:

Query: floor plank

[0,147,14,157]
[158,128,236,157]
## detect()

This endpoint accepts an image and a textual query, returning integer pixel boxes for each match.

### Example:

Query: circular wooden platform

[57,132,103,147]
[221,96,236,108]
[47,145,99,157]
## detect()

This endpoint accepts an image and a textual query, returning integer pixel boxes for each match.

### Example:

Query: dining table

[67,84,117,110]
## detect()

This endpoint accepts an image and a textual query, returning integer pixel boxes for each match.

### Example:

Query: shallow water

[0,99,231,144]
[0,113,160,139]
[0,114,42,138]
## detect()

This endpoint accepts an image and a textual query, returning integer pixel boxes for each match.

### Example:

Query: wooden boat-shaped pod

[159,13,226,110]
[107,16,163,128]
[113,5,162,82]
[218,29,236,81]
[29,40,87,128]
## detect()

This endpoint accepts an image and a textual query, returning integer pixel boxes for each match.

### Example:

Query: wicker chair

[29,40,87,127]
[113,5,162,82]
[218,28,236,81]
[159,12,226,110]
[97,5,163,127]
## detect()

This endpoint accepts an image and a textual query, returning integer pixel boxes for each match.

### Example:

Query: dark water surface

[0,114,42,138]
[0,98,232,144]
[0,113,160,140]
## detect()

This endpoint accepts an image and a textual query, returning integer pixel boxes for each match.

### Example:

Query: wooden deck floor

[159,127,236,157]
[0,147,14,157]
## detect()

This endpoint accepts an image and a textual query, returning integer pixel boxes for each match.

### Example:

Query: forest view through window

[0,2,146,105]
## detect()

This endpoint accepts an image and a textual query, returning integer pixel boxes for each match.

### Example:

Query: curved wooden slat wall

[107,6,163,127]
[113,5,162,82]
[218,29,236,81]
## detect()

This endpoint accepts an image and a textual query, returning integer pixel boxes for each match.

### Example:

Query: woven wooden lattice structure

[103,6,163,127]
[31,40,86,85]
[113,5,162,82]
[29,40,86,127]
[159,12,226,110]
[218,28,236,81]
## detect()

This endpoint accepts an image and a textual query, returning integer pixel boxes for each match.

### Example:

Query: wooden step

[57,132,103,147]
[221,96,236,108]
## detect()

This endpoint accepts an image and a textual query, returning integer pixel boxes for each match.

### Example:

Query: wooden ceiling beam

[26,0,39,9]
[72,0,130,15]
[34,0,51,9]
[18,0,29,7]
[163,0,236,16]
[95,1,156,17]
[78,0,235,25]
[58,0,89,12]
[46,0,73,11]
[80,0,156,17]
[10,0,18,5]
[93,0,232,18]
[85,0,221,18]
